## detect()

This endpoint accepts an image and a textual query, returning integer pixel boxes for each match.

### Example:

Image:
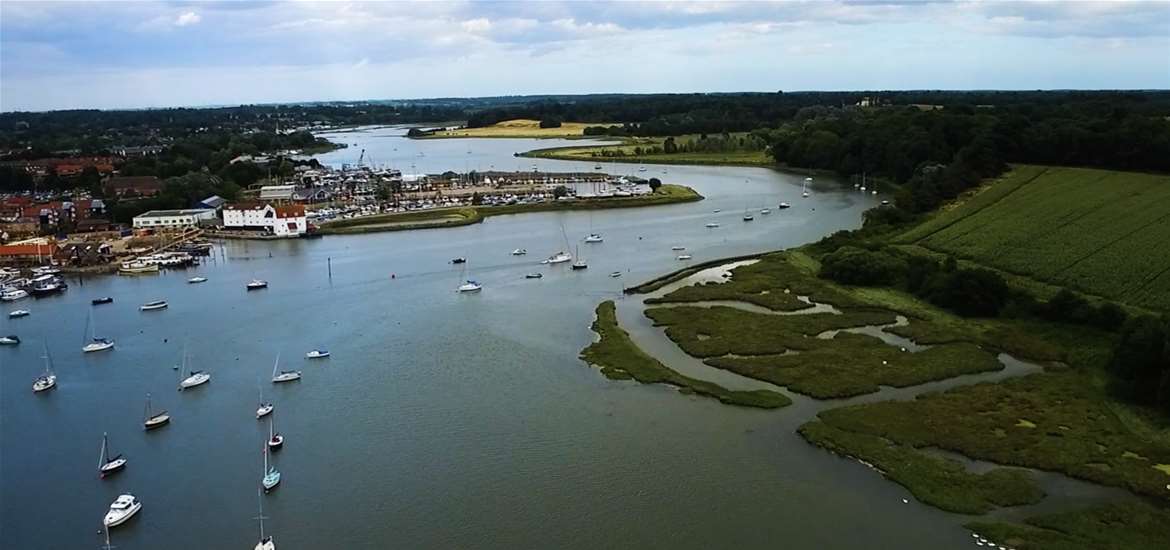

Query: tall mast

[99,433,108,467]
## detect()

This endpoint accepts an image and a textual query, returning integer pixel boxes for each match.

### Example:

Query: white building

[132,209,216,230]
[222,202,307,237]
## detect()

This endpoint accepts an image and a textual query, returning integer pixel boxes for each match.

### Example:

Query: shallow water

[0,127,1015,549]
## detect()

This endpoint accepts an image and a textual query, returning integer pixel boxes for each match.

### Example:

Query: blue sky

[2,0,1168,112]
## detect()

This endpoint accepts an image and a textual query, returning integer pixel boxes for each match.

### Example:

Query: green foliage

[966,500,1170,550]
[647,177,662,191]
[581,301,790,409]
[538,118,562,129]
[820,246,908,286]
[107,172,239,223]
[552,185,569,199]
[1109,315,1170,412]
[799,421,1043,514]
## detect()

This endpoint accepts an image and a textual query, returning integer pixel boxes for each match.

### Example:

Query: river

[0,126,992,549]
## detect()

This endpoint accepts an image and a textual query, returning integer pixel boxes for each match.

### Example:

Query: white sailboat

[33,344,56,393]
[82,310,115,353]
[177,344,210,390]
[143,393,170,430]
[257,387,274,419]
[254,488,276,550]
[98,432,127,478]
[802,177,812,197]
[543,222,574,264]
[261,443,281,492]
[271,353,301,383]
[456,261,482,293]
[267,413,284,450]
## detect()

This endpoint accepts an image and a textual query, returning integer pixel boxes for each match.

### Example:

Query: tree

[539,118,562,129]
[819,247,908,286]
[552,185,569,199]
[648,177,662,192]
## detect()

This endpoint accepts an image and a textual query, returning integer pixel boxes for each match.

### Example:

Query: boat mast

[256,487,267,541]
[271,353,281,379]
[144,394,152,420]
[99,433,108,468]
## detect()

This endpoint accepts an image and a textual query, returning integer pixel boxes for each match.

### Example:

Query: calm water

[2,128,978,549]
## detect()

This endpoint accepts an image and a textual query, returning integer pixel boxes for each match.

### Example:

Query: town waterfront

[0,130,985,549]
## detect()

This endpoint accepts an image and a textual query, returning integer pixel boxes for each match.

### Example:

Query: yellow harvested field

[429,119,616,138]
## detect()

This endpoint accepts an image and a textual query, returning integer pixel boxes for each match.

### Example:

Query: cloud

[174,11,201,27]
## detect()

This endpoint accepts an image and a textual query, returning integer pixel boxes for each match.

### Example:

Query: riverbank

[412,119,618,139]
[581,301,789,409]
[317,184,703,235]
[522,141,773,167]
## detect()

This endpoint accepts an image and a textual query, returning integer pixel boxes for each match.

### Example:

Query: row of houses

[132,201,307,237]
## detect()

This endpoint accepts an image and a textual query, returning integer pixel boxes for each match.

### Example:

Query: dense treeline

[1110,316,1170,413]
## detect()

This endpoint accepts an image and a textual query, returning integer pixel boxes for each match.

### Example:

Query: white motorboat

[778,202,791,209]
[1,289,29,301]
[542,252,572,264]
[1,335,20,345]
[677,255,693,260]
[143,393,170,430]
[261,444,281,492]
[118,261,159,275]
[254,488,276,550]
[103,494,142,528]
[8,309,29,318]
[305,349,330,359]
[140,300,168,311]
[246,279,269,290]
[270,354,301,383]
[761,208,772,215]
[705,223,720,228]
[81,310,115,352]
[511,249,527,256]
[584,234,603,243]
[33,344,56,392]
[188,276,208,284]
[98,432,127,478]
[457,280,482,293]
[257,402,274,419]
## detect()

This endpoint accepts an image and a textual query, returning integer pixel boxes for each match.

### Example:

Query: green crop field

[895,166,1170,311]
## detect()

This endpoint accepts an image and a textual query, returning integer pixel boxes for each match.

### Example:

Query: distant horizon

[5,88,1170,115]
[3,1,1167,112]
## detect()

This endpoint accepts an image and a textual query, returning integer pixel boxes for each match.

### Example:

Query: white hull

[542,253,572,264]
[677,255,693,260]
[1,290,29,301]
[33,376,56,392]
[103,496,141,528]
[305,351,330,359]
[188,277,207,284]
[257,405,274,418]
[272,372,301,383]
[8,310,29,318]
[255,537,276,550]
[83,341,115,353]
[100,458,127,475]
[144,414,170,429]
[458,284,482,293]
[140,302,168,311]
[179,373,210,389]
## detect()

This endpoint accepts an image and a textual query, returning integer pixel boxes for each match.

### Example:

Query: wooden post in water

[327,257,332,280]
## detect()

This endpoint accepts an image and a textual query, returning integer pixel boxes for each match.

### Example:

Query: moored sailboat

[270,353,301,383]
[261,443,281,492]
[81,310,115,353]
[33,344,56,393]
[254,487,276,550]
[143,393,170,430]
[267,413,284,450]
[98,432,127,478]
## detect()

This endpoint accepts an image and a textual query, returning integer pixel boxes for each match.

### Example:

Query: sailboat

[742,205,754,221]
[584,213,602,242]
[257,387,274,419]
[859,172,867,192]
[82,310,115,353]
[457,261,482,293]
[254,488,276,550]
[802,177,812,198]
[261,442,281,492]
[271,353,301,383]
[143,393,170,430]
[571,245,587,270]
[32,343,56,393]
[98,432,127,478]
[177,344,210,390]
[267,413,284,450]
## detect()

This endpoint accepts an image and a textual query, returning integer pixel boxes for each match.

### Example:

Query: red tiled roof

[0,243,57,257]
[275,204,305,218]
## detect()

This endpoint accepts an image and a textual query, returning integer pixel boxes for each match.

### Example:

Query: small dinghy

[140,300,168,311]
[450,257,467,264]
[188,276,208,284]
[525,273,543,279]
[677,255,693,261]
[246,279,268,290]
[610,272,622,278]
[1,335,21,345]
[511,249,527,256]
[91,297,114,305]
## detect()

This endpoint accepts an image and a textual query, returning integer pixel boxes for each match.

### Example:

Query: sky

[1,0,1168,112]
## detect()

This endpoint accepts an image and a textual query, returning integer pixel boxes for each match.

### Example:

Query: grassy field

[580,301,790,409]
[894,165,1170,311]
[813,371,1170,502]
[523,134,774,167]
[799,421,1043,514]
[317,185,702,235]
[966,500,1170,550]
[421,119,617,139]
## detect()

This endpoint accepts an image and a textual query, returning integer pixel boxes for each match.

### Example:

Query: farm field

[895,165,1170,311]
[523,133,773,166]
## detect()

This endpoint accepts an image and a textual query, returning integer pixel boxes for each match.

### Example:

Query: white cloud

[175,11,201,27]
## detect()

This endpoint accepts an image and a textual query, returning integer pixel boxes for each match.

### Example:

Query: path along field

[895,165,1170,311]
[421,119,617,139]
